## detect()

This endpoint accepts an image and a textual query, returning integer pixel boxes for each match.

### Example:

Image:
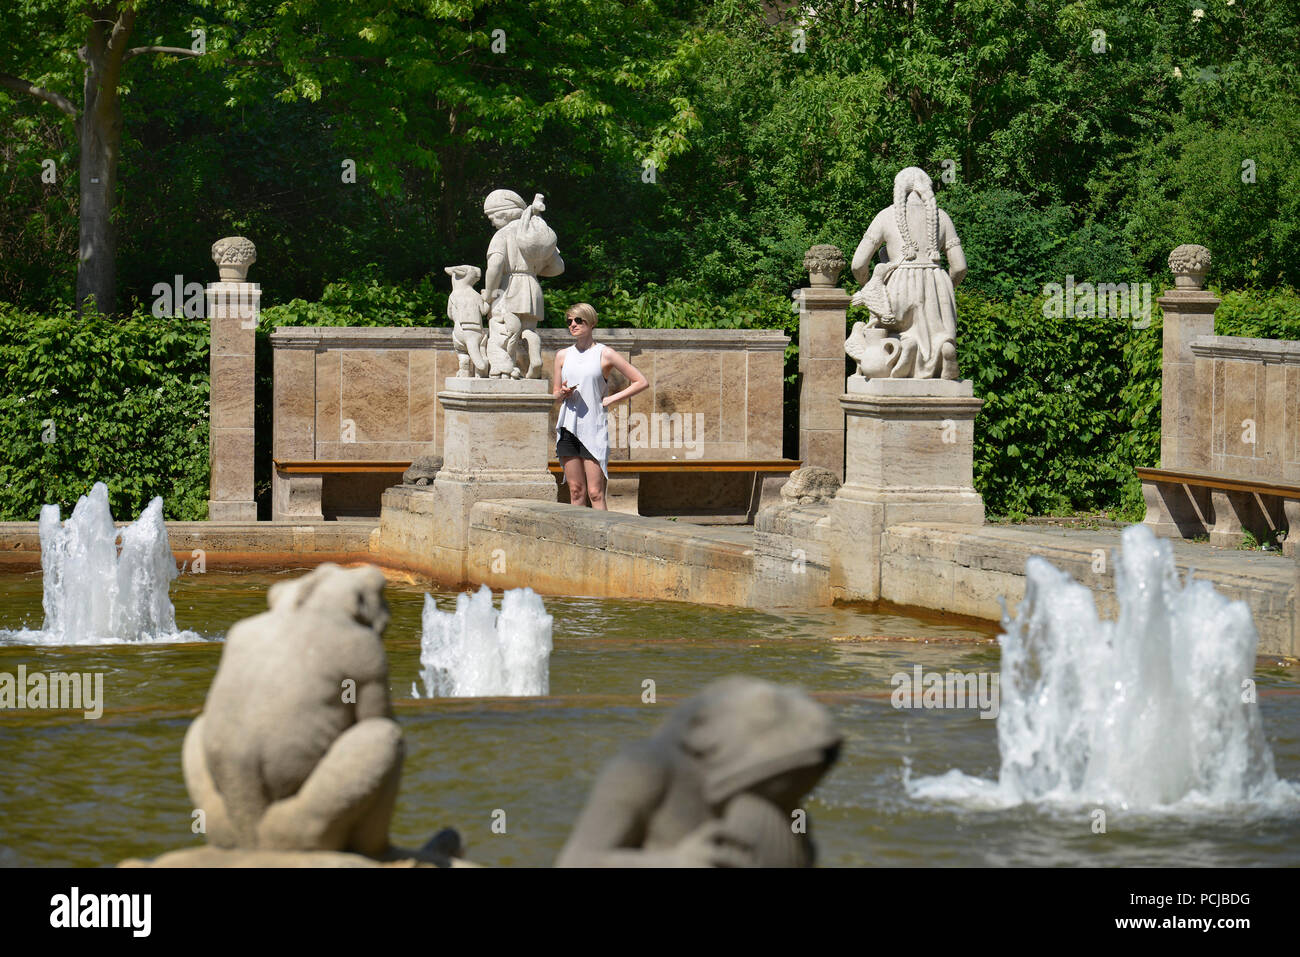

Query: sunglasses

[566,316,588,326]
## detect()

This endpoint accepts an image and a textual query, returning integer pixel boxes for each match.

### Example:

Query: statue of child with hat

[481,190,565,379]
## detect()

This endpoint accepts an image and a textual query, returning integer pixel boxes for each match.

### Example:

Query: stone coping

[4,512,1293,655]
[466,499,756,605]
[845,377,974,396]
[0,521,377,570]
[1189,335,1300,363]
[270,326,790,351]
[880,522,1297,657]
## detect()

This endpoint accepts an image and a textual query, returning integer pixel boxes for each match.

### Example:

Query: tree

[2,0,705,311]
[1,1,203,313]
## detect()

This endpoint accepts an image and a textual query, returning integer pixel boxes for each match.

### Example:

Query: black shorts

[556,427,598,462]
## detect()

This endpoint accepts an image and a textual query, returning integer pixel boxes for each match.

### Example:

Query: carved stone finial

[211,237,257,282]
[803,244,846,287]
[1168,244,1211,290]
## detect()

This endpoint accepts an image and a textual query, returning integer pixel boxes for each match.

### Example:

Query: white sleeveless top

[555,343,609,479]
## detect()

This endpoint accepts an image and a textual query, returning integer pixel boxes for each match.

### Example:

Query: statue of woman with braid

[848,167,967,380]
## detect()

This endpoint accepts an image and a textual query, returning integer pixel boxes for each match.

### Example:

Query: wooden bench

[273,458,802,523]
[1137,467,1300,556]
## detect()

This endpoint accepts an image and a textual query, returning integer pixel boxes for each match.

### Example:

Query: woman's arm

[600,349,649,409]
[553,348,575,403]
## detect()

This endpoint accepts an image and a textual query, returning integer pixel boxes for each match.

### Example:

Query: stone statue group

[448,167,969,388]
[446,190,564,381]
[181,564,843,867]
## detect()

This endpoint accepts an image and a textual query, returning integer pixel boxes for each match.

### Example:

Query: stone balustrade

[270,326,788,519]
[1185,336,1300,483]
[1141,246,1300,554]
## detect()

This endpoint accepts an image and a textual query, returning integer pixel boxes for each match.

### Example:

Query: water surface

[1,568,1296,867]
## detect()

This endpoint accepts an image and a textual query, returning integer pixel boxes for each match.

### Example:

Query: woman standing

[553,303,648,509]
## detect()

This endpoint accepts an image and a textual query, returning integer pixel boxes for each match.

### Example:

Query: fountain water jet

[7,483,196,645]
[908,525,1298,810]
[415,584,552,697]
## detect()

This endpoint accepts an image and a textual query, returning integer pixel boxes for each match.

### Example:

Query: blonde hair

[566,302,598,327]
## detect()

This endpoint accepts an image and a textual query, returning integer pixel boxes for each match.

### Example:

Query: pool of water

[1,567,1297,867]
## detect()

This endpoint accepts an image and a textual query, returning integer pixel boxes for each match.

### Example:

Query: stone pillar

[376,378,556,582]
[829,378,984,601]
[1158,244,1217,472]
[795,245,849,479]
[207,237,260,521]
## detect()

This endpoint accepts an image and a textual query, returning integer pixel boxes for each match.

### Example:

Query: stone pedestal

[1158,288,1218,472]
[207,282,260,521]
[376,378,556,582]
[795,286,849,480]
[829,377,984,600]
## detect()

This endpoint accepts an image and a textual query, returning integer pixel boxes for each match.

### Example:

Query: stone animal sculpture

[485,292,523,379]
[779,466,842,505]
[182,563,403,857]
[557,676,841,867]
[446,264,489,378]
[402,455,442,487]
[844,321,904,379]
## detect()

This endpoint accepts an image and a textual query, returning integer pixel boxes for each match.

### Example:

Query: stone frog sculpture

[446,264,489,378]
[557,676,841,867]
[182,563,404,857]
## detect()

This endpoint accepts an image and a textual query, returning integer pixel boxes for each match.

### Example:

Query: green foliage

[0,303,209,522]
[956,288,1156,520]
[4,0,1300,522]
[1118,98,1300,289]
[1213,288,1300,340]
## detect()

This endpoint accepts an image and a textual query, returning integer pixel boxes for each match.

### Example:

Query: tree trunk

[437,147,467,250]
[435,106,467,250]
[76,11,127,315]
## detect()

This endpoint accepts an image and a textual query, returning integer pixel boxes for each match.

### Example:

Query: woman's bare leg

[583,459,607,510]
[562,456,589,506]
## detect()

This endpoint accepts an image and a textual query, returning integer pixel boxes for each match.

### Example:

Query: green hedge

[0,303,209,522]
[3,282,1298,524]
[957,290,1158,521]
